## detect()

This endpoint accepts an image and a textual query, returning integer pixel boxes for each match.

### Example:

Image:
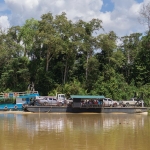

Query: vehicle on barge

[103,98,119,107]
[120,93,144,107]
[34,93,66,106]
[120,98,144,107]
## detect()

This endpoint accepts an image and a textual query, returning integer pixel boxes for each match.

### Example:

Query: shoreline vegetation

[0,6,150,106]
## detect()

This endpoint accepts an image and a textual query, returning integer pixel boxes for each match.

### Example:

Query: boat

[0,91,39,111]
[23,95,148,113]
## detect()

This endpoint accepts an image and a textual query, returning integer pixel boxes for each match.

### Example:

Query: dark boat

[23,95,148,114]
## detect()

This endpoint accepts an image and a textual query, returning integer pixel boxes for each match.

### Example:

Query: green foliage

[0,11,150,106]
[133,33,150,86]
[63,79,87,98]
[0,57,30,91]
[138,84,150,106]
[91,69,137,100]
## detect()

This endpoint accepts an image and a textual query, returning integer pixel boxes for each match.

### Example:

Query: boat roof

[70,95,105,99]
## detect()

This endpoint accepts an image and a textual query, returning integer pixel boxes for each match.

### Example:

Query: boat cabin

[70,95,105,108]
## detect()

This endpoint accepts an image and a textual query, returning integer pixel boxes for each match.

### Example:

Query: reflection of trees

[101,114,145,130]
[0,113,147,133]
[14,113,147,133]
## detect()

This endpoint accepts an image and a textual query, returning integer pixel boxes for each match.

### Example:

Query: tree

[38,12,62,72]
[120,33,142,83]
[139,2,150,31]
[84,56,100,92]
[133,33,150,86]
[0,26,24,77]
[54,12,75,84]
[0,57,30,91]
[19,18,39,58]
[96,31,118,86]
[97,31,117,66]
[75,19,103,81]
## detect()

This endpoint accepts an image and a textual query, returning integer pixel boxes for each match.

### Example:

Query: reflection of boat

[0,91,39,111]
[16,113,148,133]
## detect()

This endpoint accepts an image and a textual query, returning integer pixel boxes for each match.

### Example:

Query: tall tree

[139,2,150,31]
[96,31,117,82]
[0,57,30,91]
[38,13,62,72]
[133,33,150,86]
[54,12,75,84]
[120,33,142,83]
[19,18,39,58]
[75,19,103,81]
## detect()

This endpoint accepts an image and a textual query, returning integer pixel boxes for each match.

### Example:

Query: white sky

[0,0,149,37]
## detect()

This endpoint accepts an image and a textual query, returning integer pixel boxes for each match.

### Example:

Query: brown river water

[0,112,149,150]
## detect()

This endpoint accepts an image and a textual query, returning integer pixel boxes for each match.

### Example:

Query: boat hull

[102,107,148,113]
[24,106,148,113]
[0,104,23,111]
[24,106,102,113]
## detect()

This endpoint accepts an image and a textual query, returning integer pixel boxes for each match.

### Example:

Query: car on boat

[103,98,119,107]
[35,96,63,106]
[120,98,144,107]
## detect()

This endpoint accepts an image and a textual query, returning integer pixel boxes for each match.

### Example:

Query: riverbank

[0,110,148,115]
[0,111,32,114]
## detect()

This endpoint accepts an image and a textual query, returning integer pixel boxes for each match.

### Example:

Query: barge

[24,105,148,113]
[23,95,148,113]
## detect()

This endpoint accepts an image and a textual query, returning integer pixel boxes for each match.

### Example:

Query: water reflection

[0,113,149,150]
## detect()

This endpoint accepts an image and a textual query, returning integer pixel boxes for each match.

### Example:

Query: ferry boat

[23,95,148,114]
[0,91,39,111]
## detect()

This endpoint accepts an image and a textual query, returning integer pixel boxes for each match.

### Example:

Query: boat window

[49,98,52,100]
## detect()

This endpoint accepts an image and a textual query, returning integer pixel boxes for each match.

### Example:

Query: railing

[0,91,39,99]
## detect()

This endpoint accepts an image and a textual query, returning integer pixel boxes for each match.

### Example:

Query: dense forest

[0,7,150,105]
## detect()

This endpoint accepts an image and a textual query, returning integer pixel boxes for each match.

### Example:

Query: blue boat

[0,91,39,111]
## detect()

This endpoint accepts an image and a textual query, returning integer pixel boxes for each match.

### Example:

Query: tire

[126,103,129,107]
[43,102,48,106]
[120,104,124,107]
[139,103,142,107]
[4,106,8,111]
[58,102,63,106]
[113,103,117,107]
[14,105,18,110]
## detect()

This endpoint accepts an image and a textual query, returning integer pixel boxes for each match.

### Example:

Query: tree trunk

[63,59,68,84]
[86,54,88,80]
[46,49,51,72]
[46,53,49,72]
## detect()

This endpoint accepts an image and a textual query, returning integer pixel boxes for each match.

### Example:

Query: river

[0,112,149,150]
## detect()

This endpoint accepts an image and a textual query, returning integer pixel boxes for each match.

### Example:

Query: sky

[0,0,149,37]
